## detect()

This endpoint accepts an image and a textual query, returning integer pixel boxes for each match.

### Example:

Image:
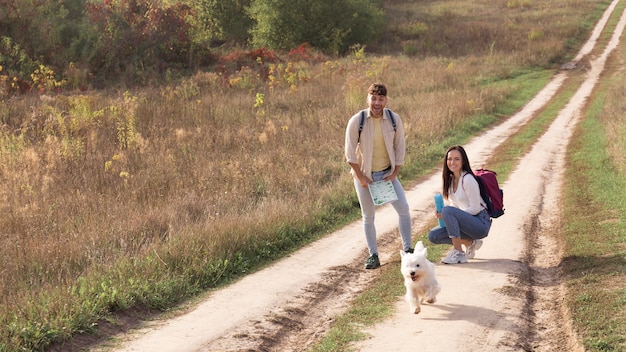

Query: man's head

[367,83,388,116]
[368,83,387,97]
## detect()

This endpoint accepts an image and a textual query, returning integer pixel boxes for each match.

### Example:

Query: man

[344,83,413,269]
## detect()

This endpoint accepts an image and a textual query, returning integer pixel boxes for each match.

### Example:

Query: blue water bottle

[434,193,445,228]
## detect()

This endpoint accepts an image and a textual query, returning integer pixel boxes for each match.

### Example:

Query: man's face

[368,94,387,116]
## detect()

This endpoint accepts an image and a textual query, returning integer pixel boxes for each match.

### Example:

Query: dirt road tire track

[94,2,625,351]
[206,264,374,352]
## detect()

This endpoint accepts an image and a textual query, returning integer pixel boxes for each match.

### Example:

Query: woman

[428,145,491,264]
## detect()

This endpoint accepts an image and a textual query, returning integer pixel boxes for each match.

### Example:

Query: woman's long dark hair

[442,145,475,198]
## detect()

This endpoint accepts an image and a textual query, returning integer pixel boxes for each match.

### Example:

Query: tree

[248,0,384,55]
[189,0,253,44]
[85,0,204,83]
[0,0,87,73]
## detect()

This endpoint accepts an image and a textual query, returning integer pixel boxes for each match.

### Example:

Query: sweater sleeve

[345,112,361,165]
[388,109,405,166]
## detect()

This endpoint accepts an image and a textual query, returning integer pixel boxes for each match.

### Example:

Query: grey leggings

[353,170,412,255]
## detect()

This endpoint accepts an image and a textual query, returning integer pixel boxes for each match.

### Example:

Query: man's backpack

[473,169,504,218]
[357,108,397,143]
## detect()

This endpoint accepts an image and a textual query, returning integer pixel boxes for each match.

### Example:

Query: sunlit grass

[562,32,626,351]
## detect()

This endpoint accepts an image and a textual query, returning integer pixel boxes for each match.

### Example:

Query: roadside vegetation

[0,0,383,89]
[0,0,622,350]
[562,16,626,349]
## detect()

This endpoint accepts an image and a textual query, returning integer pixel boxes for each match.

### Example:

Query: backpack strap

[358,108,397,143]
[470,172,489,211]
[386,108,397,131]
[358,110,366,143]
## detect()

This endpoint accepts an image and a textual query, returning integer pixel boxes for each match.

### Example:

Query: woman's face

[446,149,463,174]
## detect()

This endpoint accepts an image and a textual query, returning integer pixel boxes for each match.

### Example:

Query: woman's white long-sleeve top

[448,172,486,215]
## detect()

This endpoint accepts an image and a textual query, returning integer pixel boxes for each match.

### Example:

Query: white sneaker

[466,239,483,259]
[442,249,467,264]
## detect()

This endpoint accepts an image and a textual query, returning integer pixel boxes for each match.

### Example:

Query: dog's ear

[418,247,427,256]
[400,250,406,257]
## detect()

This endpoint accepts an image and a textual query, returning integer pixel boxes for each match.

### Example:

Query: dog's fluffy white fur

[400,241,441,314]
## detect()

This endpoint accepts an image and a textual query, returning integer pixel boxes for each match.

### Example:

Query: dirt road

[98,2,626,351]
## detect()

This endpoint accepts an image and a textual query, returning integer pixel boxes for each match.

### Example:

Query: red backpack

[473,169,504,218]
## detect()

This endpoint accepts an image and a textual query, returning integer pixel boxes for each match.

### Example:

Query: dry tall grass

[0,0,605,349]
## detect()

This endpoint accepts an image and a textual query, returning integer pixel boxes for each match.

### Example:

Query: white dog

[400,241,441,314]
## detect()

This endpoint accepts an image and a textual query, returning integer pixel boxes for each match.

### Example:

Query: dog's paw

[426,297,436,304]
[413,306,421,314]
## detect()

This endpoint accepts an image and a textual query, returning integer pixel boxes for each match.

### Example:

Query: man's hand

[357,174,371,188]
[383,166,400,182]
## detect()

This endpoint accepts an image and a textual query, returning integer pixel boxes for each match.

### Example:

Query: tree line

[0,0,384,92]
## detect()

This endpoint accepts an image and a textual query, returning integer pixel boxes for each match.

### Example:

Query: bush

[0,36,39,83]
[248,0,384,55]
[190,0,253,44]
[85,0,203,84]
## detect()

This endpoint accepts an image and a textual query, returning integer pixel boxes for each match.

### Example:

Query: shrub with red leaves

[217,47,281,78]
[288,43,314,61]
[85,0,208,83]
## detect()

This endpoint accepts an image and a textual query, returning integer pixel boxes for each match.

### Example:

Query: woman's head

[442,145,474,197]
[445,145,472,175]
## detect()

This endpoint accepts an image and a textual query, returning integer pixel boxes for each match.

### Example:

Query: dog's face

[400,247,431,282]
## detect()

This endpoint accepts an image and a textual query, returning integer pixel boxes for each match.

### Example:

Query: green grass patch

[563,89,626,351]
[490,71,584,177]
[309,253,405,352]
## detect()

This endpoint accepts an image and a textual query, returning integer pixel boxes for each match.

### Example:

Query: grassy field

[0,0,621,350]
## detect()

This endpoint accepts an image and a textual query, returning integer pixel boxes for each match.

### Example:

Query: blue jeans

[428,206,491,245]
[354,169,412,255]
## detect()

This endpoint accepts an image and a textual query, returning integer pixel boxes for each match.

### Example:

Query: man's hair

[368,83,387,96]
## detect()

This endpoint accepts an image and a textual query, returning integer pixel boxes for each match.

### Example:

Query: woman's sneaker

[442,249,467,264]
[466,239,483,259]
